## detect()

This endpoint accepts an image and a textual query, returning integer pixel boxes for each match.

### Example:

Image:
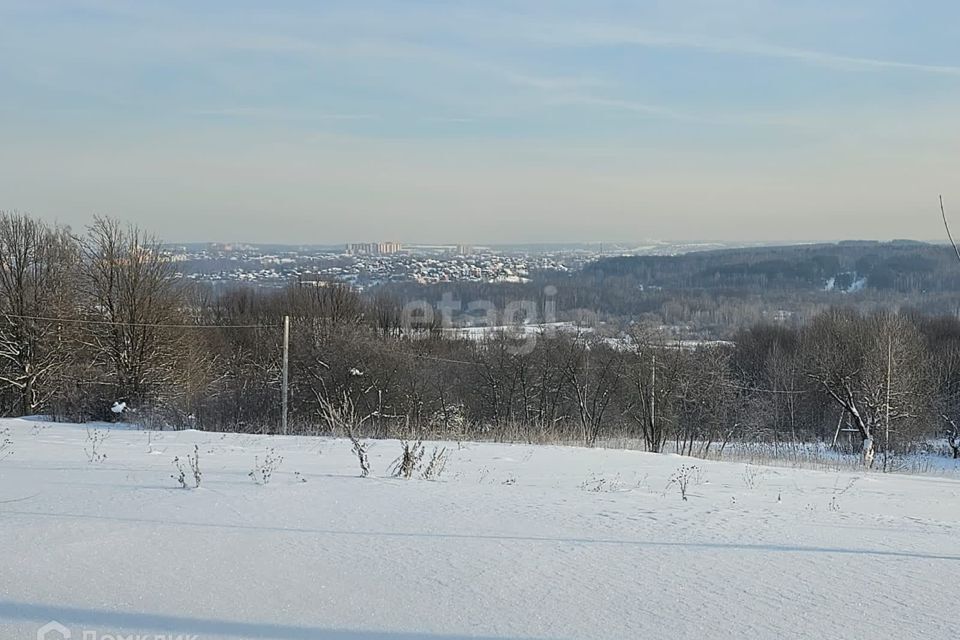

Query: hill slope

[1,418,958,639]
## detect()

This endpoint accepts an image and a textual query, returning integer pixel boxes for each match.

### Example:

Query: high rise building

[345,242,404,256]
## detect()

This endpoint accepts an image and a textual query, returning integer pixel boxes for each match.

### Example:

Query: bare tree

[318,391,375,476]
[626,327,684,452]
[0,212,80,414]
[672,345,736,457]
[806,310,930,466]
[80,217,185,415]
[560,333,624,446]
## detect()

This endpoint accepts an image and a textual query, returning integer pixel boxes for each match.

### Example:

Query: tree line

[0,211,958,462]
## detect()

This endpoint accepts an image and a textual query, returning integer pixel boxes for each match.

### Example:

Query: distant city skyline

[166,238,951,249]
[1,1,958,243]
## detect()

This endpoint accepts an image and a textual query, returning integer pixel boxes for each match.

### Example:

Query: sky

[1,0,959,245]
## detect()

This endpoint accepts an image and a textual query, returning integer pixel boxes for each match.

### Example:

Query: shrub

[665,465,700,501]
[390,439,424,479]
[742,464,767,490]
[249,447,283,485]
[85,427,108,463]
[0,427,12,461]
[421,446,448,481]
[349,435,370,477]
[172,444,201,489]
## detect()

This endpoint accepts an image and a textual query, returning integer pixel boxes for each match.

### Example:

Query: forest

[380,240,960,340]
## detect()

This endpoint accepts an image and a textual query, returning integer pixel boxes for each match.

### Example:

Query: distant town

[168,240,746,288]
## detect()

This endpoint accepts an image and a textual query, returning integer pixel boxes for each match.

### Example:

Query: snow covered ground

[1,417,958,640]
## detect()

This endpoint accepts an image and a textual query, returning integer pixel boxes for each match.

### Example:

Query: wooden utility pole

[282,315,290,435]
[650,354,656,449]
[884,334,892,472]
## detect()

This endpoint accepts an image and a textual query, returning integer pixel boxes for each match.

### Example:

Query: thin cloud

[549,94,693,120]
[533,24,960,76]
[420,116,477,124]
[186,108,378,122]
[502,72,606,92]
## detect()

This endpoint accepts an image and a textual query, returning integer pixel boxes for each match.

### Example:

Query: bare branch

[940,194,960,263]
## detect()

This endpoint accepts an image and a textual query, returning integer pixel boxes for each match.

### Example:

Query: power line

[623,359,810,395]
[0,312,279,329]
[1,311,487,363]
[402,347,811,395]
[410,352,484,367]
[721,382,809,395]
[0,311,817,394]
[372,347,484,367]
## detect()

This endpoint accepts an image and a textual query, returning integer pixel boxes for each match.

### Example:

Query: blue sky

[1,0,959,243]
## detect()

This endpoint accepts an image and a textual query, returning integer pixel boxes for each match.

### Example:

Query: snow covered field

[1,417,958,640]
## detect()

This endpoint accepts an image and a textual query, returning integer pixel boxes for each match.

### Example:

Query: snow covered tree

[0,212,80,414]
